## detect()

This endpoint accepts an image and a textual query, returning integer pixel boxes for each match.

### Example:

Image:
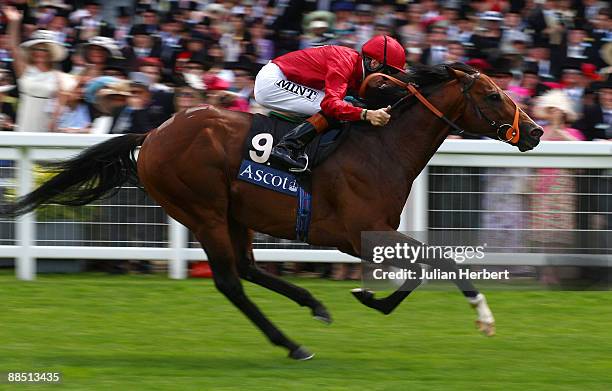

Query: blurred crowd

[0,0,609,139]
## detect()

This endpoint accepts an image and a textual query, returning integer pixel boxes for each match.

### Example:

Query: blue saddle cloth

[237,113,349,241]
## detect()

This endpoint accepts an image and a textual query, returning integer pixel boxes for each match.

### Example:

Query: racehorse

[2,63,543,360]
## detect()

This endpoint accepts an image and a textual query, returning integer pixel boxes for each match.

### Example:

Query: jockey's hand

[366,106,391,126]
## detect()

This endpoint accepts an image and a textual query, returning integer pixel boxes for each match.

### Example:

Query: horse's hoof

[351,288,374,304]
[476,320,496,337]
[289,346,315,361]
[312,304,332,324]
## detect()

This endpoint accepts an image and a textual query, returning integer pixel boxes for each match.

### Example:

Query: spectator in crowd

[125,72,156,134]
[137,7,160,35]
[113,7,133,49]
[79,36,122,79]
[220,13,250,63]
[561,64,587,113]
[300,19,335,49]
[530,89,585,283]
[86,77,131,134]
[399,2,426,48]
[174,79,206,112]
[0,69,16,131]
[575,77,612,140]
[4,6,70,132]
[74,0,112,42]
[354,4,375,48]
[470,11,505,60]
[248,19,274,70]
[52,84,91,133]
[122,24,161,71]
[229,64,255,104]
[138,57,172,93]
[421,24,449,65]
[331,1,355,48]
[158,15,184,68]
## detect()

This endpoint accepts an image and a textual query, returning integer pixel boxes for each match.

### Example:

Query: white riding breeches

[254,62,325,116]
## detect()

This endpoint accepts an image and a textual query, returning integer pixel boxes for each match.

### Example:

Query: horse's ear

[446,66,466,80]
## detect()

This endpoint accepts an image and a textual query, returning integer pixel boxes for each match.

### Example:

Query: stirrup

[289,154,309,173]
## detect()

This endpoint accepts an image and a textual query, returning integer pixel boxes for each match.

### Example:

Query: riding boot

[270,112,329,171]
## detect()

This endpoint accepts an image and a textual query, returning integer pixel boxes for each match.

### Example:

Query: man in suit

[574,78,612,140]
[122,24,162,72]
[420,25,448,65]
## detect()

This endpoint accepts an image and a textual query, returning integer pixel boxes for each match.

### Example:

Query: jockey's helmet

[361,35,406,74]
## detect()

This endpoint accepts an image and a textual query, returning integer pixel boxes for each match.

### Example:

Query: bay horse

[3,63,543,360]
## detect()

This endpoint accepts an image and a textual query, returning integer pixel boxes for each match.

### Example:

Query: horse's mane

[362,62,478,109]
[398,62,479,87]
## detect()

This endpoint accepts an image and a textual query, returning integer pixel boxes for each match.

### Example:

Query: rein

[362,71,522,145]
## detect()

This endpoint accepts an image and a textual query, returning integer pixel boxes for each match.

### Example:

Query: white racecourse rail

[0,132,610,280]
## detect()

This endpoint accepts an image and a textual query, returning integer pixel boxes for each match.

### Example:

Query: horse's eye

[488,93,502,102]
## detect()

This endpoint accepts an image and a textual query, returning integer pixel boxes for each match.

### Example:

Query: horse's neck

[380,103,455,195]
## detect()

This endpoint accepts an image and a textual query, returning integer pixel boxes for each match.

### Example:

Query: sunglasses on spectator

[32,47,50,53]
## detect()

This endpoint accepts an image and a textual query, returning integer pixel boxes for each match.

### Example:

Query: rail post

[16,147,35,280]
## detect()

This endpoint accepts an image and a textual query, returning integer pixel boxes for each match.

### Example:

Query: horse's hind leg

[352,269,422,315]
[195,224,314,360]
[230,221,332,324]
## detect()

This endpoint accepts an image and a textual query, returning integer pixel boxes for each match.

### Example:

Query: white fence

[0,132,610,280]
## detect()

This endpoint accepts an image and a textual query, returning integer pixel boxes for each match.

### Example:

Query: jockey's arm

[320,67,363,122]
[320,55,391,126]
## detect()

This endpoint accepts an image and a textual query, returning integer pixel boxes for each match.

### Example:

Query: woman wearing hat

[5,6,71,132]
[530,89,585,283]
[533,89,584,141]
[78,36,123,79]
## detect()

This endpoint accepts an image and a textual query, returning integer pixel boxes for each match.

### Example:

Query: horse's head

[445,66,543,152]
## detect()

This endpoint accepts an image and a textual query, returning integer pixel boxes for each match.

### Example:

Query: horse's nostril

[530,128,544,139]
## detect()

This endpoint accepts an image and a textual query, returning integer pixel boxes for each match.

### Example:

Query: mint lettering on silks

[238,160,299,196]
[275,80,319,102]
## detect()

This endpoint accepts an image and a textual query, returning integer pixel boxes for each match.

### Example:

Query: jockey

[254,35,406,170]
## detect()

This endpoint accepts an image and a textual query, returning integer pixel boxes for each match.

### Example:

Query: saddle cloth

[242,113,349,171]
[237,113,350,241]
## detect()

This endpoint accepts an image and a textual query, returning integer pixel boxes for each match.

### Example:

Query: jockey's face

[370,59,381,70]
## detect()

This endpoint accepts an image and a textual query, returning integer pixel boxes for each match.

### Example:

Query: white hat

[533,90,578,122]
[204,3,227,14]
[39,0,72,10]
[20,30,68,62]
[309,20,329,30]
[480,11,503,21]
[80,36,123,59]
[183,72,206,91]
[600,42,612,67]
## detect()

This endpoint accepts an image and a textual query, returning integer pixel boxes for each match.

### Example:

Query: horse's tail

[2,133,147,217]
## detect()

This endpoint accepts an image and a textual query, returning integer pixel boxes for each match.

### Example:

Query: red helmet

[362,35,406,72]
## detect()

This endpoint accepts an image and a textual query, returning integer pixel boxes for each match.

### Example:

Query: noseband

[368,70,522,145]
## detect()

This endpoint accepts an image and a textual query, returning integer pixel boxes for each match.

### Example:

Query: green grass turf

[1,272,611,390]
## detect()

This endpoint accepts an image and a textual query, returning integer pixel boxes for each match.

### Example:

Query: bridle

[362,69,523,145]
[457,72,521,144]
